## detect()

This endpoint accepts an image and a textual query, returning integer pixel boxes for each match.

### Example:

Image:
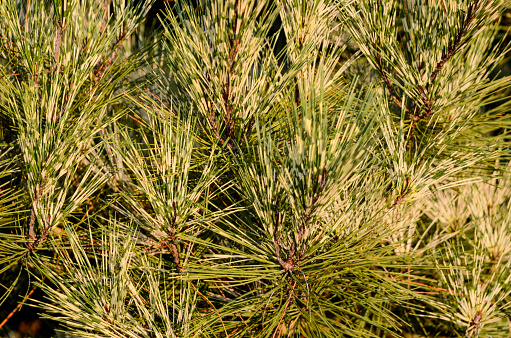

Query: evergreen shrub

[0,0,510,337]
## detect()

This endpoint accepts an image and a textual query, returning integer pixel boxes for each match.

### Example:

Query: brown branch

[273,195,297,272]
[52,83,72,122]
[367,176,412,235]
[376,54,423,148]
[239,118,255,145]
[375,1,480,150]
[405,1,480,147]
[101,0,110,35]
[208,110,224,147]
[220,1,241,151]
[57,88,71,121]
[417,84,432,118]
[166,202,182,272]
[200,3,251,151]
[294,84,301,108]
[376,55,408,112]
[0,279,45,331]
[274,168,328,273]
[167,235,182,273]
[201,73,226,148]
[221,82,235,151]
[104,27,128,67]
[272,280,297,338]
[428,0,480,88]
[273,195,292,271]
[391,176,411,208]
[26,214,52,252]
[298,166,327,256]
[406,111,420,148]
[27,175,47,242]
[53,21,64,73]
[93,25,128,84]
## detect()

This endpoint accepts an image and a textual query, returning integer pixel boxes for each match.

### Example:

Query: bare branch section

[26,214,52,252]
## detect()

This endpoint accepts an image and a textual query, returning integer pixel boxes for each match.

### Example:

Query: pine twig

[273,196,297,272]
[376,55,408,113]
[376,1,481,149]
[53,21,64,73]
[0,278,45,331]
[221,0,240,152]
[93,25,128,84]
[167,202,182,272]
[391,176,411,208]
[273,195,292,272]
[272,280,297,338]
[273,167,327,273]
[27,175,48,251]
[101,0,110,35]
[428,0,481,88]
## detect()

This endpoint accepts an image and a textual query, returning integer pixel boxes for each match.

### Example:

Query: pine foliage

[0,0,510,337]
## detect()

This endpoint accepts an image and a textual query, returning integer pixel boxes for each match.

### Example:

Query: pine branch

[428,0,481,88]
[391,176,411,208]
[26,175,49,252]
[273,195,294,272]
[167,201,182,272]
[0,280,43,331]
[376,54,408,112]
[52,21,64,73]
[375,1,483,148]
[93,25,128,84]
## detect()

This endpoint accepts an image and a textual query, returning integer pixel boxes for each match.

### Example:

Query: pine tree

[0,0,510,337]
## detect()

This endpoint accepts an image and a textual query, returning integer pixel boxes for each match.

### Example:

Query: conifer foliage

[0,0,510,337]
